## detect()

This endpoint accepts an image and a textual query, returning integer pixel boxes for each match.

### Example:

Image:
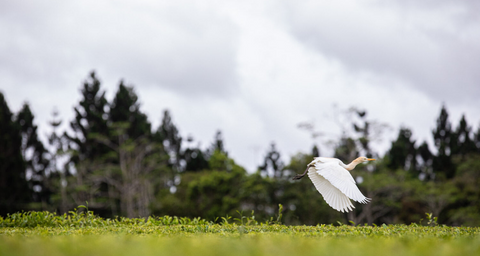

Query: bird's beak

[367,158,376,161]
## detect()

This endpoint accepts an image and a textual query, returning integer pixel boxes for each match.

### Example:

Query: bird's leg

[292,166,311,180]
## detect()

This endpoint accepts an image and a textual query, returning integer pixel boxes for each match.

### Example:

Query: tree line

[1,71,480,226]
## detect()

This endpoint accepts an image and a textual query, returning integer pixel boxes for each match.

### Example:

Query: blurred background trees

[0,93,30,215]
[1,72,480,226]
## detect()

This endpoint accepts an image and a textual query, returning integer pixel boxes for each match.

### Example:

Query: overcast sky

[1,0,479,171]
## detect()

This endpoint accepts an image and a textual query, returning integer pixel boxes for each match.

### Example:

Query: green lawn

[1,211,479,256]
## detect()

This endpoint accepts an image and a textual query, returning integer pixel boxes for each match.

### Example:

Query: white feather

[306,158,371,213]
[307,167,354,212]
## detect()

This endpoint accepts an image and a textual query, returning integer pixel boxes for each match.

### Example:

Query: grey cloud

[282,1,480,104]
[0,1,240,97]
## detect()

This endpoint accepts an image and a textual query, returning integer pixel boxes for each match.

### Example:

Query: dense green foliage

[1,211,480,256]
[1,72,480,227]
[1,214,479,239]
[0,93,30,215]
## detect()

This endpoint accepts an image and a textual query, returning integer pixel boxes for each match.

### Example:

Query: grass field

[1,210,479,256]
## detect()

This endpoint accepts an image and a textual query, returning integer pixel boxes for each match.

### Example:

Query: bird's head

[356,157,376,164]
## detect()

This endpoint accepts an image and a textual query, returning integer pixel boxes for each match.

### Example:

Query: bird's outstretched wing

[307,167,354,212]
[313,160,370,204]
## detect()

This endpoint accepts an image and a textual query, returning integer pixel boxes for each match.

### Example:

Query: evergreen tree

[47,108,69,213]
[95,123,162,218]
[258,142,284,178]
[452,115,476,157]
[352,109,373,158]
[109,81,151,139]
[16,103,51,209]
[155,110,182,169]
[387,127,417,173]
[76,80,165,217]
[65,71,110,205]
[475,126,480,152]
[417,141,434,180]
[311,145,320,157]
[0,92,30,215]
[210,130,226,155]
[154,110,183,188]
[334,136,358,162]
[179,134,208,172]
[67,71,110,160]
[101,81,159,217]
[432,105,455,179]
[184,147,209,172]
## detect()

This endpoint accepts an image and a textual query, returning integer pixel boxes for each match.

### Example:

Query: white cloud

[283,0,480,104]
[1,0,479,172]
[0,0,240,96]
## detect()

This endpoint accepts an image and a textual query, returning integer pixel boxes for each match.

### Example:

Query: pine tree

[0,92,30,215]
[334,136,358,162]
[16,103,51,209]
[67,71,110,160]
[258,142,284,178]
[352,109,373,158]
[66,71,110,205]
[109,81,151,139]
[179,133,207,172]
[154,110,183,180]
[452,115,476,157]
[475,127,480,152]
[210,130,226,155]
[311,145,320,157]
[95,122,161,218]
[432,105,455,179]
[99,81,159,217]
[387,127,417,173]
[184,148,208,172]
[47,108,69,213]
[417,141,434,180]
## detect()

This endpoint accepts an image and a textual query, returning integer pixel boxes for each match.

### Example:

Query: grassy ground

[1,210,479,256]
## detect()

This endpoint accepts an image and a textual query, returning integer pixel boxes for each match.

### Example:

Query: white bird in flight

[292,157,375,213]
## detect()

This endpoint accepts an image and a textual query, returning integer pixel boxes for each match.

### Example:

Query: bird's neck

[345,159,361,171]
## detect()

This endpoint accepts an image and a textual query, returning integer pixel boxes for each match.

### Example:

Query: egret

[292,157,375,212]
